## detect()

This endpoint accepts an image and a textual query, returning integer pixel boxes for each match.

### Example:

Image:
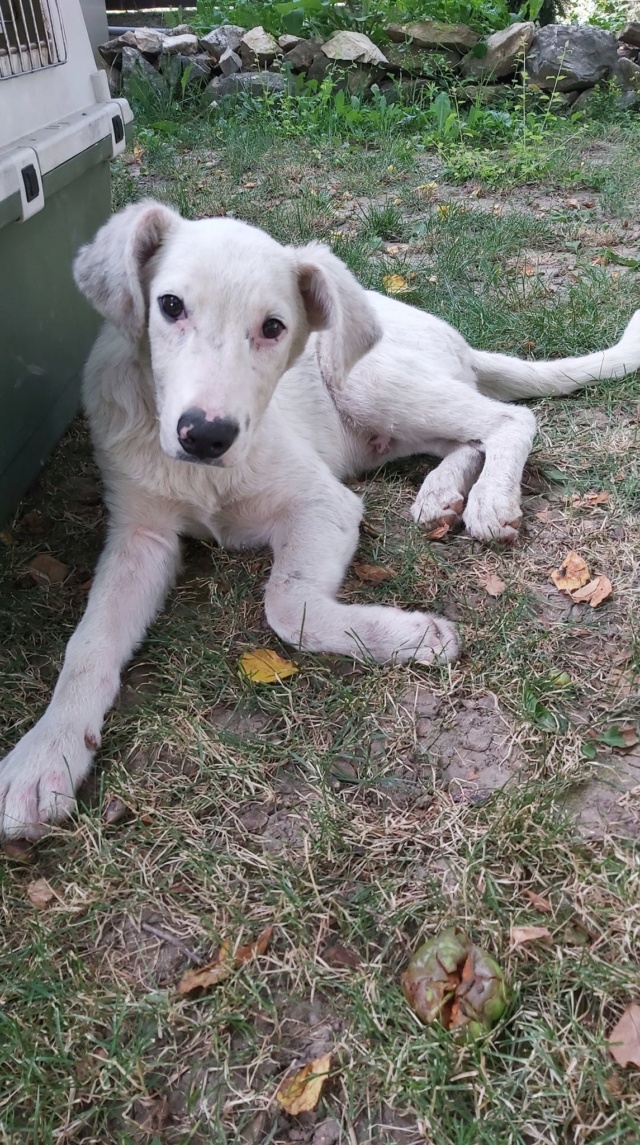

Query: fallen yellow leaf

[510,925,551,948]
[239,649,298,684]
[550,551,590,595]
[276,1053,332,1115]
[382,274,409,295]
[570,574,612,608]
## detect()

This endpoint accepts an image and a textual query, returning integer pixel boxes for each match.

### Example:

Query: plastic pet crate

[0,0,132,522]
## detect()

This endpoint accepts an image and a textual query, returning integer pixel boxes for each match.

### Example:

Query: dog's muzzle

[177,409,240,461]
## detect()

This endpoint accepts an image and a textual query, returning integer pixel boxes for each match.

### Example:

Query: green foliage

[193,0,561,39]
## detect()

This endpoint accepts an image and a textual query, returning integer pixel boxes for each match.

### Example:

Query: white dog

[1,199,639,840]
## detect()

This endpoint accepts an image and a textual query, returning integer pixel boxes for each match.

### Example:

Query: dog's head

[74,199,382,467]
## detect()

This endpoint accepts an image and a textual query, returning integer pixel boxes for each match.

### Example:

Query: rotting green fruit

[401,927,508,1035]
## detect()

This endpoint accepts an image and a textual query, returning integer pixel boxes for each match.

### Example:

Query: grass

[1,90,640,1145]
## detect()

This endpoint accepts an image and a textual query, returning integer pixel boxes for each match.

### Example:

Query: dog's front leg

[0,517,180,839]
[264,479,459,665]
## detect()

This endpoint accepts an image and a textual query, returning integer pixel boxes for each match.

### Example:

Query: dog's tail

[471,309,640,401]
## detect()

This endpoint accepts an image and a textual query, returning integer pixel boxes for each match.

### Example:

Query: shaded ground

[1,111,639,1144]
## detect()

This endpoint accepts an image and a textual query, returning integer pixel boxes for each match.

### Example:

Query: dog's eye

[262,318,285,340]
[159,294,185,320]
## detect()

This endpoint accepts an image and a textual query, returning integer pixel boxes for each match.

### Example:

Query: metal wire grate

[0,0,66,78]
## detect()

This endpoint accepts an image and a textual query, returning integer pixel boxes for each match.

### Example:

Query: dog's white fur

[2,198,639,839]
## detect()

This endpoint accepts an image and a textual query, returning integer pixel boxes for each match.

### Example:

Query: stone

[98,31,136,66]
[239,26,281,68]
[199,24,245,58]
[321,30,388,66]
[278,33,301,51]
[461,21,534,80]
[386,20,478,53]
[179,53,212,83]
[218,46,242,76]
[613,55,640,90]
[617,22,640,49]
[208,70,286,99]
[282,37,323,72]
[107,65,120,95]
[161,33,199,56]
[526,25,618,92]
[344,63,385,94]
[384,42,460,74]
[132,27,163,55]
[121,46,163,90]
[163,23,194,37]
[455,82,512,103]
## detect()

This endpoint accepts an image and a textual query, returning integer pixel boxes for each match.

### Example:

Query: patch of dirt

[100,909,199,989]
[566,753,640,839]
[206,700,275,739]
[396,686,525,804]
[260,777,322,853]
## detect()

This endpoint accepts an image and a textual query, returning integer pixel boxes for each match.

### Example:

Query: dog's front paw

[0,718,96,840]
[463,486,522,544]
[391,611,461,665]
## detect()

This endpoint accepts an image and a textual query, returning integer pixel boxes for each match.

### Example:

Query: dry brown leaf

[581,490,610,506]
[177,925,272,995]
[352,562,395,584]
[550,551,590,594]
[481,573,506,597]
[28,554,68,587]
[178,959,232,995]
[510,925,551,948]
[276,1053,332,1116]
[26,878,56,908]
[323,942,362,969]
[103,795,130,825]
[2,839,36,864]
[21,510,50,535]
[238,649,298,684]
[229,925,273,964]
[426,522,450,540]
[524,890,552,913]
[535,509,550,522]
[570,575,613,608]
[608,1004,640,1069]
[614,725,640,752]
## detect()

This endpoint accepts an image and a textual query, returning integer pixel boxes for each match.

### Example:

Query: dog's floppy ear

[74,199,180,341]
[295,241,382,389]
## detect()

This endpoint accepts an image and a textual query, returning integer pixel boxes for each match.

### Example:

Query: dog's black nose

[177,409,240,460]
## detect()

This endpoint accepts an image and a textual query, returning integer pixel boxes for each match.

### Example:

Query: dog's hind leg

[409,443,485,534]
